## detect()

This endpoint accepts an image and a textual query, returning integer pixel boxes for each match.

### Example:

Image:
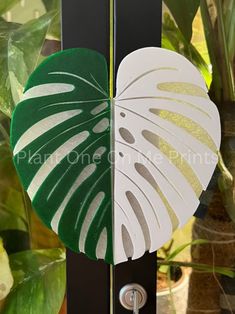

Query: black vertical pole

[62,1,111,313]
[113,1,162,313]
[62,0,162,313]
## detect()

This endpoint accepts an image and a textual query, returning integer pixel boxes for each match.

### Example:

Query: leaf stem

[21,187,32,247]
[157,260,235,278]
[215,0,235,101]
[0,123,9,142]
[200,0,222,101]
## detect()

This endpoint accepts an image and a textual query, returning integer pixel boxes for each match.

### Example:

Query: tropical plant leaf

[8,12,56,105]
[0,0,20,16]
[11,48,221,265]
[200,0,235,101]
[166,239,208,261]
[0,12,55,117]
[162,12,212,87]
[214,0,235,101]
[41,0,61,40]
[2,249,66,314]
[0,142,25,217]
[224,0,235,62]
[0,19,19,117]
[0,141,30,253]
[163,0,200,42]
[157,260,235,278]
[0,239,13,301]
[0,206,27,232]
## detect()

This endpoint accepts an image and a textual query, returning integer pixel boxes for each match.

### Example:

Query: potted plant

[157,240,190,314]
[163,0,235,312]
[157,240,235,314]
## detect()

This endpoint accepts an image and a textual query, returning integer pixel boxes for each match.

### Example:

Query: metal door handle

[132,289,139,314]
[119,283,147,312]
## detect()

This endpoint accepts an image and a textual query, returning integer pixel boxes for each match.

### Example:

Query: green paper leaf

[0,0,20,16]
[164,0,200,42]
[2,249,66,314]
[11,48,113,264]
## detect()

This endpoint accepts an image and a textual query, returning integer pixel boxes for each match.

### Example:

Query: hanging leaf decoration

[10,47,221,265]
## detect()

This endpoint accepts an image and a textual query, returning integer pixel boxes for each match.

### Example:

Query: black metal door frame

[62,1,162,313]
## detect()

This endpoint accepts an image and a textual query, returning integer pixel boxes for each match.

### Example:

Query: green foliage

[0,0,20,16]
[0,135,26,224]
[0,13,56,117]
[158,259,235,278]
[158,239,208,274]
[0,5,65,312]
[224,0,235,62]
[164,0,235,102]
[41,0,61,39]
[2,249,66,314]
[0,19,20,117]
[158,239,235,278]
[165,239,208,262]
[164,0,235,222]
[162,12,212,87]
[164,0,200,42]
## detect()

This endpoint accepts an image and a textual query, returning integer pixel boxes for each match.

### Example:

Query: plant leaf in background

[41,0,61,40]
[164,0,200,42]
[224,0,235,63]
[0,132,26,222]
[8,12,56,107]
[0,205,27,233]
[0,0,20,16]
[0,239,13,301]
[0,139,30,254]
[0,18,19,117]
[0,11,55,117]
[2,249,66,314]
[158,239,208,273]
[166,239,208,261]
[158,260,235,278]
[200,0,235,102]
[162,12,212,87]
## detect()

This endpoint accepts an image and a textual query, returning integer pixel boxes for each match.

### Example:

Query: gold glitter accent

[159,139,202,197]
[157,188,179,231]
[143,130,203,197]
[151,109,217,152]
[157,82,208,98]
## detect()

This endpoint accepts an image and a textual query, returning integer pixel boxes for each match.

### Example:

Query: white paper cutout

[113,47,221,264]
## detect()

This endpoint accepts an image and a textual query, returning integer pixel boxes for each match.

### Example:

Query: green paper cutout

[11,48,113,264]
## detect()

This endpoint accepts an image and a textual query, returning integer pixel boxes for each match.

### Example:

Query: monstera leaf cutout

[10,48,221,265]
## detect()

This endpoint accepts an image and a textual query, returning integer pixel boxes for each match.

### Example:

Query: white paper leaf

[113,47,220,264]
